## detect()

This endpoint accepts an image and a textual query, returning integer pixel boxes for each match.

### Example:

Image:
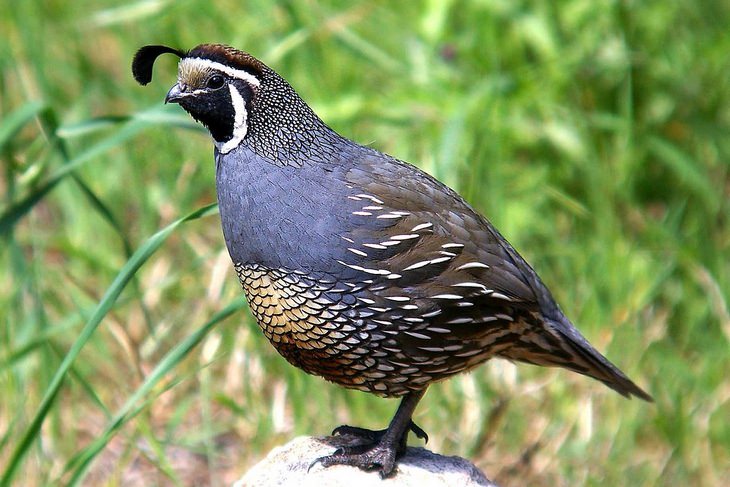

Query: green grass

[1,1,728,485]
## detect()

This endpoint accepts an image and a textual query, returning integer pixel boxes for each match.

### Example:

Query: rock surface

[235,435,497,487]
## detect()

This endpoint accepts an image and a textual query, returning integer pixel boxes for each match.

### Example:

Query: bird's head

[133,43,339,164]
[132,44,267,154]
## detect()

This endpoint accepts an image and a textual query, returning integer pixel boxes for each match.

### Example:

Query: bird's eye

[207,74,225,90]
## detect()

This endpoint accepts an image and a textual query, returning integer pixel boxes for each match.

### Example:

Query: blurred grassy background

[1,0,728,485]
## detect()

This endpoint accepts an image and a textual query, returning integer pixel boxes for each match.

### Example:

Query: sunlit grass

[1,1,728,486]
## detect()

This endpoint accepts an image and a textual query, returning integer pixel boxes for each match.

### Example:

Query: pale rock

[236,435,497,487]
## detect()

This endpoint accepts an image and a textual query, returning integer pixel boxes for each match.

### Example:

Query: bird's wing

[338,152,545,311]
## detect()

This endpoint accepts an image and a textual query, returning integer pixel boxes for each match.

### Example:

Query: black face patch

[179,78,257,146]
[179,86,236,143]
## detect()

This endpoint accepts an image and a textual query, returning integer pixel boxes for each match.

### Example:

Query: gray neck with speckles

[241,69,346,167]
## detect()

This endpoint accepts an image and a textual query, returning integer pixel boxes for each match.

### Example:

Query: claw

[307,456,323,473]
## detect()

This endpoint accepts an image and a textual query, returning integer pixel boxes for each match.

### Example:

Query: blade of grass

[333,28,402,73]
[0,202,218,487]
[44,109,155,331]
[648,136,718,212]
[88,0,170,27]
[1,281,160,372]
[56,110,201,140]
[0,100,46,151]
[0,108,176,238]
[1,101,47,204]
[0,315,79,370]
[63,297,246,485]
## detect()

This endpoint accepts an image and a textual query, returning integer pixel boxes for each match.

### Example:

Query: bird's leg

[314,389,426,478]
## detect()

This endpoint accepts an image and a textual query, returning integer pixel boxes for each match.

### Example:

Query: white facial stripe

[179,57,261,87]
[175,88,206,98]
[216,84,248,154]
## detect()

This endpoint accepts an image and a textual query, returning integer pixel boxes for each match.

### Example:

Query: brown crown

[187,44,267,77]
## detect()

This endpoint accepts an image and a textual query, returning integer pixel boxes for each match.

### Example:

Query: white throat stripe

[217,84,248,154]
[179,58,261,87]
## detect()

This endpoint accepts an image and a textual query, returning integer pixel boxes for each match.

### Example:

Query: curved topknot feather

[132,45,186,85]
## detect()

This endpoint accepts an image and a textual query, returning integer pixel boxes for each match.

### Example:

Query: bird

[132,43,652,477]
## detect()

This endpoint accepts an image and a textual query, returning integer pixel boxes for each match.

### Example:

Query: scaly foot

[311,391,427,478]
[315,439,401,478]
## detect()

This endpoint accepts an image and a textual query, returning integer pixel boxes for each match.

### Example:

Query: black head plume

[132,45,187,85]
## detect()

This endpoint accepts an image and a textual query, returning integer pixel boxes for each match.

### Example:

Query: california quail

[132,44,652,477]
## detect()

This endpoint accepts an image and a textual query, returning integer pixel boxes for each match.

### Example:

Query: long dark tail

[501,315,653,401]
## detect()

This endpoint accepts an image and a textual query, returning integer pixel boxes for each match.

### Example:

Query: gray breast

[215,144,365,272]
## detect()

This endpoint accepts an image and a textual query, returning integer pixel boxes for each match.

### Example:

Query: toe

[409,421,429,443]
